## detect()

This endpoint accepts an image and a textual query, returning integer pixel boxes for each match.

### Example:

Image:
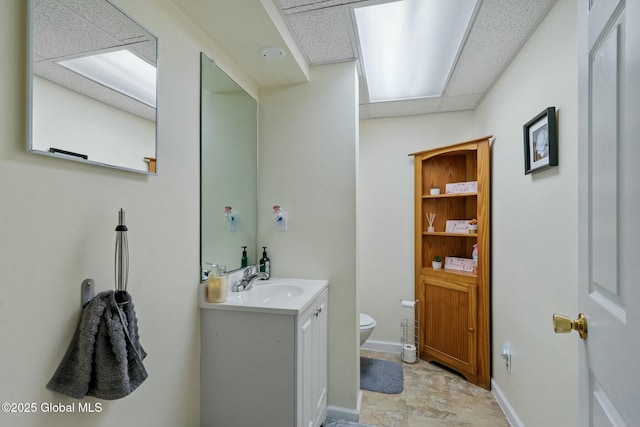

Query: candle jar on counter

[207,264,228,303]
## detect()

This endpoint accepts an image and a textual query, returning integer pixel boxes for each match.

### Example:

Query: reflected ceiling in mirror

[200,53,257,273]
[28,0,158,174]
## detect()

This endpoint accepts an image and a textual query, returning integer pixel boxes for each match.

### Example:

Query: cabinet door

[421,276,478,382]
[298,289,328,427]
[299,306,314,427]
[312,290,328,427]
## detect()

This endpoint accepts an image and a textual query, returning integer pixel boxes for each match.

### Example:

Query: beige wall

[258,62,359,413]
[358,1,579,426]
[474,1,578,425]
[0,1,252,426]
[358,112,474,343]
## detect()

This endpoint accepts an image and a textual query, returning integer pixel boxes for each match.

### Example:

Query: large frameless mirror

[27,0,158,174]
[200,53,258,274]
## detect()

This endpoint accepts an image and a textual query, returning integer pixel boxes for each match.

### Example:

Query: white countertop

[198,277,328,315]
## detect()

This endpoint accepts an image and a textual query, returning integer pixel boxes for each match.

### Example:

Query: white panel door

[577,0,640,425]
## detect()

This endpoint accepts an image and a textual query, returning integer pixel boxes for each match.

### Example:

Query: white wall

[358,112,474,344]
[474,1,578,426]
[258,62,359,413]
[358,1,579,426]
[0,1,254,426]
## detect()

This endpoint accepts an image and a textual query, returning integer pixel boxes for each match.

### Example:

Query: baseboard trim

[360,340,402,354]
[327,397,361,423]
[491,379,524,427]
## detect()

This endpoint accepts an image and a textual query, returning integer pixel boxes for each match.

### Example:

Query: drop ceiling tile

[285,7,356,64]
[363,97,441,120]
[34,0,156,61]
[436,94,483,113]
[33,0,119,59]
[59,0,155,43]
[445,0,556,97]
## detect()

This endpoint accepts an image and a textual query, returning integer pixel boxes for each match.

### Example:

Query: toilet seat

[360,313,376,328]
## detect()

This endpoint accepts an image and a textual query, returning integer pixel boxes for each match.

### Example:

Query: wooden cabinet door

[421,275,478,383]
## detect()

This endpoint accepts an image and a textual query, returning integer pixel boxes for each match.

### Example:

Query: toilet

[360,313,376,345]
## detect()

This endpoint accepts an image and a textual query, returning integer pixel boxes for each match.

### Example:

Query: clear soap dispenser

[207,264,228,303]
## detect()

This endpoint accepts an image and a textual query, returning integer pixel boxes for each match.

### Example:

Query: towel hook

[81,278,95,307]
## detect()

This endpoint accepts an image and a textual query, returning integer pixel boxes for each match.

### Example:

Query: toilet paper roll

[402,344,417,363]
[401,299,416,308]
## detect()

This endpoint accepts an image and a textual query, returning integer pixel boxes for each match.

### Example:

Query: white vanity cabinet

[199,279,328,427]
[297,288,328,427]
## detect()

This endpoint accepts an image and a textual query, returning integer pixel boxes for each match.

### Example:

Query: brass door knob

[553,313,588,340]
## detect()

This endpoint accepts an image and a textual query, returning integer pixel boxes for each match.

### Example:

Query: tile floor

[358,350,509,427]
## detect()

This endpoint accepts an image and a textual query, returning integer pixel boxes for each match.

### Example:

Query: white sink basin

[235,284,304,305]
[199,277,328,314]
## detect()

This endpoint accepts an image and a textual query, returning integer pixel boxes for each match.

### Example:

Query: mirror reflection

[200,53,258,273]
[28,0,158,174]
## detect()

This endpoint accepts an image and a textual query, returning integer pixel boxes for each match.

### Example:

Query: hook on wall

[81,278,95,307]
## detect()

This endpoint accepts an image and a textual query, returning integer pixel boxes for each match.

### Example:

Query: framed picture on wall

[523,106,558,174]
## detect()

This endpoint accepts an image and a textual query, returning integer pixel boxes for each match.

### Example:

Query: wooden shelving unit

[409,136,491,390]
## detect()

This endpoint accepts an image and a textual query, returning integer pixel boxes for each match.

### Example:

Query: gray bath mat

[360,357,403,394]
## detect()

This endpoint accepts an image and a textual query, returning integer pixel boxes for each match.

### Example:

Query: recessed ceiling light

[260,46,286,60]
[57,49,157,107]
[354,0,478,103]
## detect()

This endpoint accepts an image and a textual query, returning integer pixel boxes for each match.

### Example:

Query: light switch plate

[228,213,239,231]
[276,212,287,231]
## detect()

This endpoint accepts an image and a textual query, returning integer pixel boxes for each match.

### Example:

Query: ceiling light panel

[354,0,478,103]
[57,49,157,107]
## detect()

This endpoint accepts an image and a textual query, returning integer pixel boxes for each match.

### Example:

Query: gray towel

[47,290,147,400]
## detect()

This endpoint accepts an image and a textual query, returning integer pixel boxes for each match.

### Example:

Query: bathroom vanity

[199,278,328,427]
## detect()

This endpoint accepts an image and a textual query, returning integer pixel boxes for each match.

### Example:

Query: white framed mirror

[27,0,158,174]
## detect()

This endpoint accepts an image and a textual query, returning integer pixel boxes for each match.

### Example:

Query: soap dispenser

[259,246,270,279]
[241,246,248,268]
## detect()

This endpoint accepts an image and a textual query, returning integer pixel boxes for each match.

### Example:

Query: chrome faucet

[232,265,269,292]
